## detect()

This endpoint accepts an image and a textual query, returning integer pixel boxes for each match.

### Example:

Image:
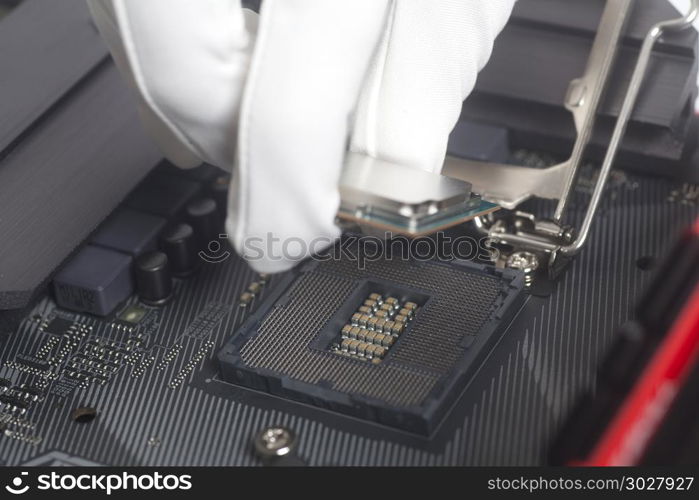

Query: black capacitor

[186,197,219,246]
[161,223,198,277]
[208,174,230,224]
[135,251,172,306]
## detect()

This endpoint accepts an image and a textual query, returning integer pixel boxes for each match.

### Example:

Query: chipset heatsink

[218,253,525,435]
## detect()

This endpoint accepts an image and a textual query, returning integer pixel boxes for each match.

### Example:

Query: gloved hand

[87,0,515,273]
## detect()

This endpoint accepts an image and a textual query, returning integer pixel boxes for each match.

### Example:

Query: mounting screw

[506,251,539,287]
[254,426,296,459]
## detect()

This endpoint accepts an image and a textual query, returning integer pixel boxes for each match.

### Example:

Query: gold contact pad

[333,292,417,362]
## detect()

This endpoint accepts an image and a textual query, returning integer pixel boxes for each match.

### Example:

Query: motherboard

[0,0,698,467]
[0,159,696,466]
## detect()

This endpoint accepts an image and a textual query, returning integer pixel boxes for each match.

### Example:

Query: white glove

[87,0,515,273]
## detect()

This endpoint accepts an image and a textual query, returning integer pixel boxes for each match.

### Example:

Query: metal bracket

[445,0,698,284]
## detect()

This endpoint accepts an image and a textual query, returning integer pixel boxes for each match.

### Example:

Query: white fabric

[87,0,516,272]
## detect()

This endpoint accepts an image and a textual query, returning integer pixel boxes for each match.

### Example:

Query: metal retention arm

[553,0,634,222]
[445,0,634,211]
[446,0,698,281]
[561,0,698,256]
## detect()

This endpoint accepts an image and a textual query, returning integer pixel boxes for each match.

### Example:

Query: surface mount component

[125,171,201,218]
[134,251,173,306]
[53,245,133,316]
[333,292,419,362]
[116,304,148,325]
[161,223,199,277]
[338,152,498,237]
[219,246,525,434]
[186,198,220,245]
[91,208,166,257]
[40,317,74,336]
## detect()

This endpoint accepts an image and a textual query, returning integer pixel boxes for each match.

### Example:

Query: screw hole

[636,256,656,271]
[71,406,97,424]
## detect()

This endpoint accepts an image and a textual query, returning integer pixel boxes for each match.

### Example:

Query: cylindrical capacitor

[135,251,172,305]
[208,174,230,225]
[161,223,198,277]
[186,197,219,247]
